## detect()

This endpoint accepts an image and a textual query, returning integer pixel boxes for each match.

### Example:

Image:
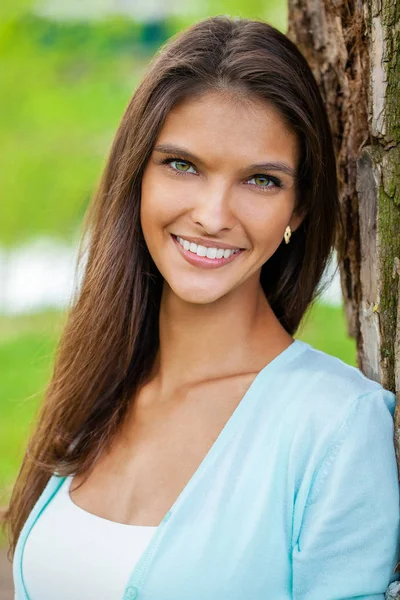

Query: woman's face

[140,90,303,305]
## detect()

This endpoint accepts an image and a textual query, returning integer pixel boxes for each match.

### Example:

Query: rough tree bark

[287,0,400,594]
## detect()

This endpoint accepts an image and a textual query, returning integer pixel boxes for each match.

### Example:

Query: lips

[171,234,244,269]
[174,234,242,251]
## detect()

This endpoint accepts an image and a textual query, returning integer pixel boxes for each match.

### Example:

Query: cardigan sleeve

[292,388,400,600]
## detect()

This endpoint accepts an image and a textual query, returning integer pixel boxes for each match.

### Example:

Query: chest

[22,412,297,600]
[69,375,257,527]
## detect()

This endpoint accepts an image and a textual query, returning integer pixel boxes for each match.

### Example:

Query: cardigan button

[124,586,138,599]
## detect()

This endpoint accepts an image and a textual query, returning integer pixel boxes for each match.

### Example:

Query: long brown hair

[3,15,341,557]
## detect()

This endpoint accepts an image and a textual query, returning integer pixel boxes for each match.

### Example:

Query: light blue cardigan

[13,339,400,599]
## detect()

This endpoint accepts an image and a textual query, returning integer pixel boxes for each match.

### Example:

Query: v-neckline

[119,338,310,595]
[160,338,309,520]
[57,340,308,532]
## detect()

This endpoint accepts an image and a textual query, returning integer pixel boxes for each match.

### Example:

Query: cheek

[239,205,266,232]
[141,172,187,230]
[241,200,293,250]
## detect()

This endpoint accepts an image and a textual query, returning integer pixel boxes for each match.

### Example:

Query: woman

[5,15,400,600]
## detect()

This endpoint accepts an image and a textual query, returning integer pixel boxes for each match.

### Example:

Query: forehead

[155,91,299,167]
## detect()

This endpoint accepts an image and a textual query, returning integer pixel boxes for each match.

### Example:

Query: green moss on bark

[378,174,400,390]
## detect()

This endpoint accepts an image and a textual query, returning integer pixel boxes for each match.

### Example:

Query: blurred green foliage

[0,310,63,507]
[172,0,287,32]
[0,14,148,247]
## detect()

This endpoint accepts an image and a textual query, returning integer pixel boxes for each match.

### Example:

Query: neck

[152,276,293,395]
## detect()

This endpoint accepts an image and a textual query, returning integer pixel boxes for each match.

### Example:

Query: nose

[190,180,236,234]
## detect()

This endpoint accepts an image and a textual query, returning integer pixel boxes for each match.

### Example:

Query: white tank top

[22,475,158,600]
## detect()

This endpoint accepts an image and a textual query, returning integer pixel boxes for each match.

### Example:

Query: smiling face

[140,90,304,305]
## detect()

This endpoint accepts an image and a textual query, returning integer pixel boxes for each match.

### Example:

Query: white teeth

[176,236,240,259]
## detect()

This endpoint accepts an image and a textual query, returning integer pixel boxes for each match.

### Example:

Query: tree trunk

[287,0,400,591]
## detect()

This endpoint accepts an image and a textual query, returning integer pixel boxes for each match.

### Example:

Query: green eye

[160,156,197,176]
[254,176,269,186]
[248,174,282,191]
[173,160,192,172]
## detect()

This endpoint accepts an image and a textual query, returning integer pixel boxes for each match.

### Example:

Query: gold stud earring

[284,225,292,244]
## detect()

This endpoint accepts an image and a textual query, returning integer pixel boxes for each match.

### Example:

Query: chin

[165,279,229,305]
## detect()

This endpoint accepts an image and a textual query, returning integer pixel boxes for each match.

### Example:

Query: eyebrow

[153,143,297,179]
